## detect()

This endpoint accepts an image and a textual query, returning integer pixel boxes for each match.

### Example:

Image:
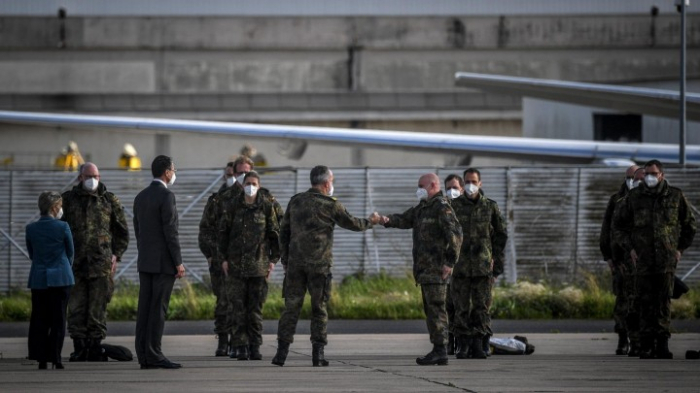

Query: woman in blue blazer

[26,191,75,370]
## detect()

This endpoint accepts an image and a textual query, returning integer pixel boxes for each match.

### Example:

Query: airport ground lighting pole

[677,0,689,166]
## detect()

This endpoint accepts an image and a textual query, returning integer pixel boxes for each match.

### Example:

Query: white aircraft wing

[0,110,698,164]
[455,72,700,121]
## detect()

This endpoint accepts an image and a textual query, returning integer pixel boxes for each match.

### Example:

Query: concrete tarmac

[1,331,699,392]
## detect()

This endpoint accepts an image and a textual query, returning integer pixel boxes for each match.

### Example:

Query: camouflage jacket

[218,191,280,277]
[384,191,463,284]
[198,182,232,260]
[61,182,129,278]
[599,182,628,264]
[612,180,696,275]
[450,191,507,277]
[280,188,373,270]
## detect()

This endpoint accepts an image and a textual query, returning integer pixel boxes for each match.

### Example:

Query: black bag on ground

[101,343,133,361]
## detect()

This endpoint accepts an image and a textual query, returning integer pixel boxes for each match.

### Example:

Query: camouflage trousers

[67,274,114,340]
[612,270,640,344]
[446,283,455,334]
[277,265,332,346]
[420,284,448,346]
[225,275,268,347]
[450,274,493,337]
[636,272,674,340]
[209,261,228,336]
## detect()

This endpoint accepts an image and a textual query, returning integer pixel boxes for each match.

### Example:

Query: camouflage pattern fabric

[450,275,492,337]
[449,191,507,278]
[218,191,280,277]
[62,182,128,340]
[67,274,113,339]
[279,188,373,271]
[226,276,268,347]
[277,265,332,345]
[446,283,455,334]
[420,284,449,346]
[613,180,696,340]
[61,182,129,278]
[383,191,462,284]
[600,182,631,335]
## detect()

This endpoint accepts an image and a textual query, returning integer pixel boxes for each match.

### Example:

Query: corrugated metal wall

[1,167,698,292]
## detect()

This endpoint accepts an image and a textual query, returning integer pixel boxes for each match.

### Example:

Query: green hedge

[1,274,698,322]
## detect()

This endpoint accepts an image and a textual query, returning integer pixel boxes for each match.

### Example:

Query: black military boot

[249,345,262,361]
[627,340,641,357]
[639,337,655,359]
[312,343,329,367]
[416,345,448,366]
[455,336,470,359]
[69,338,88,362]
[470,336,487,359]
[215,335,228,357]
[482,335,491,357]
[447,333,455,356]
[236,345,249,360]
[655,336,673,359]
[271,341,290,367]
[87,339,106,361]
[615,332,629,355]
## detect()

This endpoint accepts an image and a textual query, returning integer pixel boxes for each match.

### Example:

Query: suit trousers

[135,272,176,365]
[28,286,71,363]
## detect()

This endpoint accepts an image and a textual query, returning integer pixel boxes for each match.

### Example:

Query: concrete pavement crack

[333,358,478,393]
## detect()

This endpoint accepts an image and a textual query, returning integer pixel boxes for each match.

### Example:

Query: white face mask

[626,179,635,190]
[244,185,258,197]
[83,178,99,192]
[226,176,235,187]
[168,172,176,186]
[644,174,659,188]
[465,183,479,196]
[55,207,63,220]
[328,184,334,197]
[446,188,461,200]
[236,173,247,186]
[416,187,428,200]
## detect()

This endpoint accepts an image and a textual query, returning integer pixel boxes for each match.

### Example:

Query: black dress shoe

[151,360,182,369]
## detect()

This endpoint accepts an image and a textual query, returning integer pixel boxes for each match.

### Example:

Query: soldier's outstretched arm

[333,203,373,232]
[491,204,508,276]
[383,206,416,229]
[678,194,697,252]
[109,193,130,260]
[439,204,462,267]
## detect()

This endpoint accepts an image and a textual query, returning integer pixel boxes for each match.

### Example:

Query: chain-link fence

[1,166,698,292]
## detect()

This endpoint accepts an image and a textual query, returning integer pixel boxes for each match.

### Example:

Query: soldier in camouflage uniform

[218,172,280,361]
[599,165,644,356]
[199,161,238,356]
[271,165,381,367]
[61,163,129,361]
[443,174,465,355]
[381,173,463,366]
[613,160,696,359]
[448,168,507,360]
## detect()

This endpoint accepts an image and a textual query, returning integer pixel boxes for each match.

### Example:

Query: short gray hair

[310,165,332,186]
[38,191,62,215]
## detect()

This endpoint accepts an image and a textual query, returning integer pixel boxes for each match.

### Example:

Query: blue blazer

[26,216,75,289]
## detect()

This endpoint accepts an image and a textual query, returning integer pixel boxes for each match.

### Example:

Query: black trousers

[135,272,176,365]
[28,286,71,363]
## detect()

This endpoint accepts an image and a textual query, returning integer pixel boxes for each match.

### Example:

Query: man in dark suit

[133,155,186,369]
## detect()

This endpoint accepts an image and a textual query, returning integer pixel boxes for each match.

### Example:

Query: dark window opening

[593,114,642,142]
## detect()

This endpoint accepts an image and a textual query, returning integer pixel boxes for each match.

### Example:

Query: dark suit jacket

[133,181,182,275]
[26,216,75,289]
